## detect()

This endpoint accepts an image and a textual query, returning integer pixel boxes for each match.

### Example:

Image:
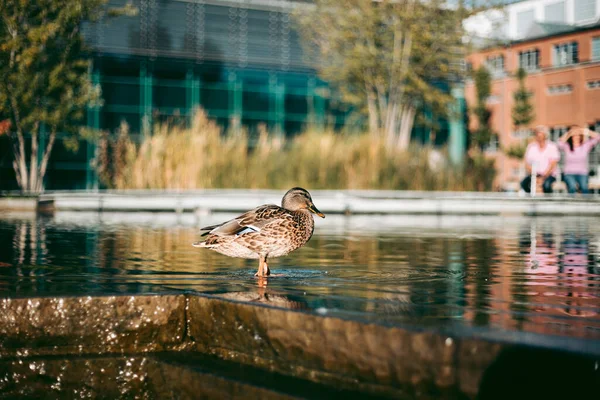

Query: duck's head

[281,187,325,218]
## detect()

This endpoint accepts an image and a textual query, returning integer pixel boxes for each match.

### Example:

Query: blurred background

[1,0,599,193]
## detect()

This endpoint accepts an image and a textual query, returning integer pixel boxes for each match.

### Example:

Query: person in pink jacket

[558,126,600,194]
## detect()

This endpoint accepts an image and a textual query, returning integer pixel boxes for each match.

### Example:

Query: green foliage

[0,0,133,192]
[503,141,527,159]
[98,109,497,192]
[0,0,104,136]
[294,0,470,149]
[474,66,492,104]
[470,66,496,150]
[512,68,534,129]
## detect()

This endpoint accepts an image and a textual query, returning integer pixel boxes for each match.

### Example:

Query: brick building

[464,0,600,190]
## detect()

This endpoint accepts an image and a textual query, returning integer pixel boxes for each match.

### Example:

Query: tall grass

[98,109,495,191]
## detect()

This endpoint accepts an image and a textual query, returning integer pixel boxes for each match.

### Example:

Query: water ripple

[1,214,599,343]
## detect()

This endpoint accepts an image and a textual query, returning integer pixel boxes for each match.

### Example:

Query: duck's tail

[192,240,220,248]
[199,223,222,236]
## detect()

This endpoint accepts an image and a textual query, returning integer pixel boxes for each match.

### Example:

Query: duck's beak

[308,203,325,218]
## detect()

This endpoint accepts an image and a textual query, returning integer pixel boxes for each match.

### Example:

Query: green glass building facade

[87,0,336,134]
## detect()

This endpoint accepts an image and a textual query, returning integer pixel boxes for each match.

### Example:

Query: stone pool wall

[1,294,597,399]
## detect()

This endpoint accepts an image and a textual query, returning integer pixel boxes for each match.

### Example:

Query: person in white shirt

[520,125,561,194]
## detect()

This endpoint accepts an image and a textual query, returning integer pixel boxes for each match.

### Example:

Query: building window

[486,95,500,105]
[486,55,505,77]
[593,37,600,61]
[574,0,597,23]
[511,167,522,178]
[465,61,473,74]
[550,126,568,142]
[587,80,600,89]
[552,42,578,66]
[484,135,500,153]
[513,128,532,140]
[518,49,540,71]
[545,1,566,23]
[547,84,573,95]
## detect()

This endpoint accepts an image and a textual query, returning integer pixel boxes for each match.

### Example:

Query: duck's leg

[255,258,263,277]
[255,255,270,277]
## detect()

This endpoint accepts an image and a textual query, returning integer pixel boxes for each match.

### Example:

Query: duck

[192,187,325,277]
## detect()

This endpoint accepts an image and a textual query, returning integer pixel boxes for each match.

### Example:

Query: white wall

[465,0,600,41]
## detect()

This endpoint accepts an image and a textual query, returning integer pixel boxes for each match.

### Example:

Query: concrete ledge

[37,190,600,216]
[0,197,37,212]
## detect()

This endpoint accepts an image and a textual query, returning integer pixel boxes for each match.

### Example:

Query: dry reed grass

[98,109,495,191]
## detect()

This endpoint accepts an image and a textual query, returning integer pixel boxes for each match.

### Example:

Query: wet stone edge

[186,295,506,398]
[0,356,299,400]
[2,293,597,399]
[0,294,187,357]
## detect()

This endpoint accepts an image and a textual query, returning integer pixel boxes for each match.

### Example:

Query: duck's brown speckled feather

[203,205,284,237]
[198,204,315,259]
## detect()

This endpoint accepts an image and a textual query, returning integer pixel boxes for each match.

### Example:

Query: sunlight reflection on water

[1,212,599,341]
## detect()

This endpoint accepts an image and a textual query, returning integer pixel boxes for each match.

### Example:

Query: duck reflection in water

[219,276,308,310]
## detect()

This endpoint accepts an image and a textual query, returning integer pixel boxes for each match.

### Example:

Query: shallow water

[1,211,599,344]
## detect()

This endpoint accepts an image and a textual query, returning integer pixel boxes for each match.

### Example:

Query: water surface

[1,211,599,346]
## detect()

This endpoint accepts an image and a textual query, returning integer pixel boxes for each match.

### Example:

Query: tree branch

[366,84,379,134]
[29,121,40,194]
[37,127,57,192]
[7,87,29,191]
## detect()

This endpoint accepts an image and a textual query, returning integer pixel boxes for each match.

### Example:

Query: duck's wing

[200,204,287,237]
